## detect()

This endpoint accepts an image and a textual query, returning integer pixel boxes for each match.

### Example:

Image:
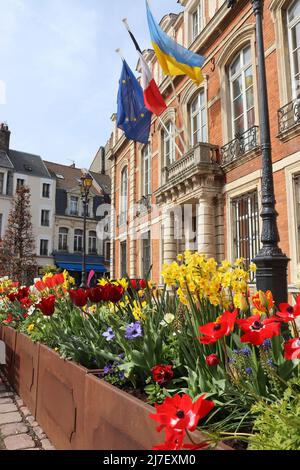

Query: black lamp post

[228,0,289,304]
[80,172,93,288]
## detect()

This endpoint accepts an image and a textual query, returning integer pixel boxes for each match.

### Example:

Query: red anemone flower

[152,428,209,451]
[276,295,300,323]
[284,338,300,360]
[149,394,214,433]
[69,289,88,307]
[198,309,238,345]
[151,365,174,386]
[237,314,281,346]
[36,295,56,316]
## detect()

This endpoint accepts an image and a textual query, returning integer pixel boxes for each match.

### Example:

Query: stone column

[162,209,177,265]
[215,195,225,263]
[197,194,216,258]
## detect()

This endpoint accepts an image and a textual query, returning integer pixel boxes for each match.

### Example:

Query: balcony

[220,126,260,167]
[155,142,221,204]
[278,98,300,141]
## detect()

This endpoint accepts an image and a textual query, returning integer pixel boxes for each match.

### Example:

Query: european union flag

[117,60,152,144]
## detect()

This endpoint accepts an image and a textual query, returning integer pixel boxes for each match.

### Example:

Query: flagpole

[169,77,189,152]
[115,48,125,61]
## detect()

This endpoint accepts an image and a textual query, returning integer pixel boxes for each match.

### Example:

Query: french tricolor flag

[123,19,167,117]
[138,51,167,116]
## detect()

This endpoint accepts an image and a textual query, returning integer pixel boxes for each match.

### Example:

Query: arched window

[229,45,254,136]
[190,90,207,146]
[163,122,175,167]
[141,144,151,196]
[74,229,83,252]
[120,166,128,217]
[88,231,97,254]
[288,0,300,98]
[58,227,68,251]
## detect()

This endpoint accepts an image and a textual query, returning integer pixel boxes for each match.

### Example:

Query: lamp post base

[253,250,290,305]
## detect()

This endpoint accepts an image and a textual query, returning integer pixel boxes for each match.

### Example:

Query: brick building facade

[109,0,300,287]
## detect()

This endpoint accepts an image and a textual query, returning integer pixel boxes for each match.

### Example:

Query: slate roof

[8,150,52,179]
[0,150,14,169]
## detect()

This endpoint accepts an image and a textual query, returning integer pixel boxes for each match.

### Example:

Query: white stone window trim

[287,0,300,99]
[141,143,151,198]
[38,236,51,257]
[190,89,207,146]
[180,78,209,148]
[217,24,258,146]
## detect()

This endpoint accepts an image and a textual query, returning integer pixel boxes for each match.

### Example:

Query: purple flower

[125,322,143,340]
[239,347,251,357]
[103,363,113,375]
[267,358,274,367]
[260,339,272,351]
[102,327,115,342]
[245,367,253,376]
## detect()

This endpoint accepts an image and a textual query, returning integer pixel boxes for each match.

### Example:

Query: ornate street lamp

[80,172,93,288]
[227,0,289,303]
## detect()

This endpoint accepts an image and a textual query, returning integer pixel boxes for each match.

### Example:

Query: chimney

[0,123,10,152]
[100,146,105,175]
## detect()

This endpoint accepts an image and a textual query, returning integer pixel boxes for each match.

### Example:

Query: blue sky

[0,0,183,168]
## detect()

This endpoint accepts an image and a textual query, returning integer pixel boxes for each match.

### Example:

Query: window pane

[245,66,253,89]
[246,87,254,110]
[243,46,251,67]
[291,23,300,50]
[232,76,243,99]
[230,55,241,76]
[233,95,244,119]
[289,1,300,23]
[234,115,245,134]
[247,108,255,128]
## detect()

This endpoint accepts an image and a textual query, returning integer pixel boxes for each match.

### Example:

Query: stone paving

[0,371,55,451]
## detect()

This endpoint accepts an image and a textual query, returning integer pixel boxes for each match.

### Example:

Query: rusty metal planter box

[36,344,87,450]
[14,332,40,416]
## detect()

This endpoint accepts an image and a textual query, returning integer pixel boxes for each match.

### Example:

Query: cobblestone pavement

[0,371,55,451]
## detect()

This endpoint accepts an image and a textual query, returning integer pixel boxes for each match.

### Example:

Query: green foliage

[249,376,300,450]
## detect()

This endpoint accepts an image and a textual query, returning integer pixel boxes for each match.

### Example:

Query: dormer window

[192,3,202,42]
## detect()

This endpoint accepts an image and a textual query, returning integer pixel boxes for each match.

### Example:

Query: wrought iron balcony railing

[220,126,260,166]
[278,98,300,135]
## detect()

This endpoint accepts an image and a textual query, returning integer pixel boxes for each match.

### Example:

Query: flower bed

[0,255,300,451]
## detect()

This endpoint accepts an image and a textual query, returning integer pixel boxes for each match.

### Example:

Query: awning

[56,262,107,273]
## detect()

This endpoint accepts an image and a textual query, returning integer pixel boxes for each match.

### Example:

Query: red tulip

[36,295,56,316]
[87,286,105,303]
[107,284,124,303]
[205,354,220,367]
[151,365,174,386]
[69,289,88,307]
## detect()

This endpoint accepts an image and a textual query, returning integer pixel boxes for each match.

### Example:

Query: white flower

[160,313,175,327]
[27,306,36,316]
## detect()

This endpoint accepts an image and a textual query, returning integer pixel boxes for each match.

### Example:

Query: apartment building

[109,0,300,287]
[0,123,56,272]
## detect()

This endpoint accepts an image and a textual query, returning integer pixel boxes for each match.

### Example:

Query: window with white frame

[288,0,300,98]
[231,190,260,269]
[192,3,202,42]
[70,196,79,216]
[0,172,4,195]
[74,229,83,252]
[40,239,49,256]
[163,122,175,167]
[88,231,97,254]
[120,167,128,224]
[120,241,127,277]
[142,231,151,278]
[293,174,300,264]
[41,210,50,227]
[58,228,68,251]
[190,90,207,146]
[0,213,3,239]
[104,241,111,262]
[142,144,151,197]
[229,45,255,137]
[42,183,50,198]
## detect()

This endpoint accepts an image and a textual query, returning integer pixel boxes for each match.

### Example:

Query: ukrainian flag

[146,1,206,85]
